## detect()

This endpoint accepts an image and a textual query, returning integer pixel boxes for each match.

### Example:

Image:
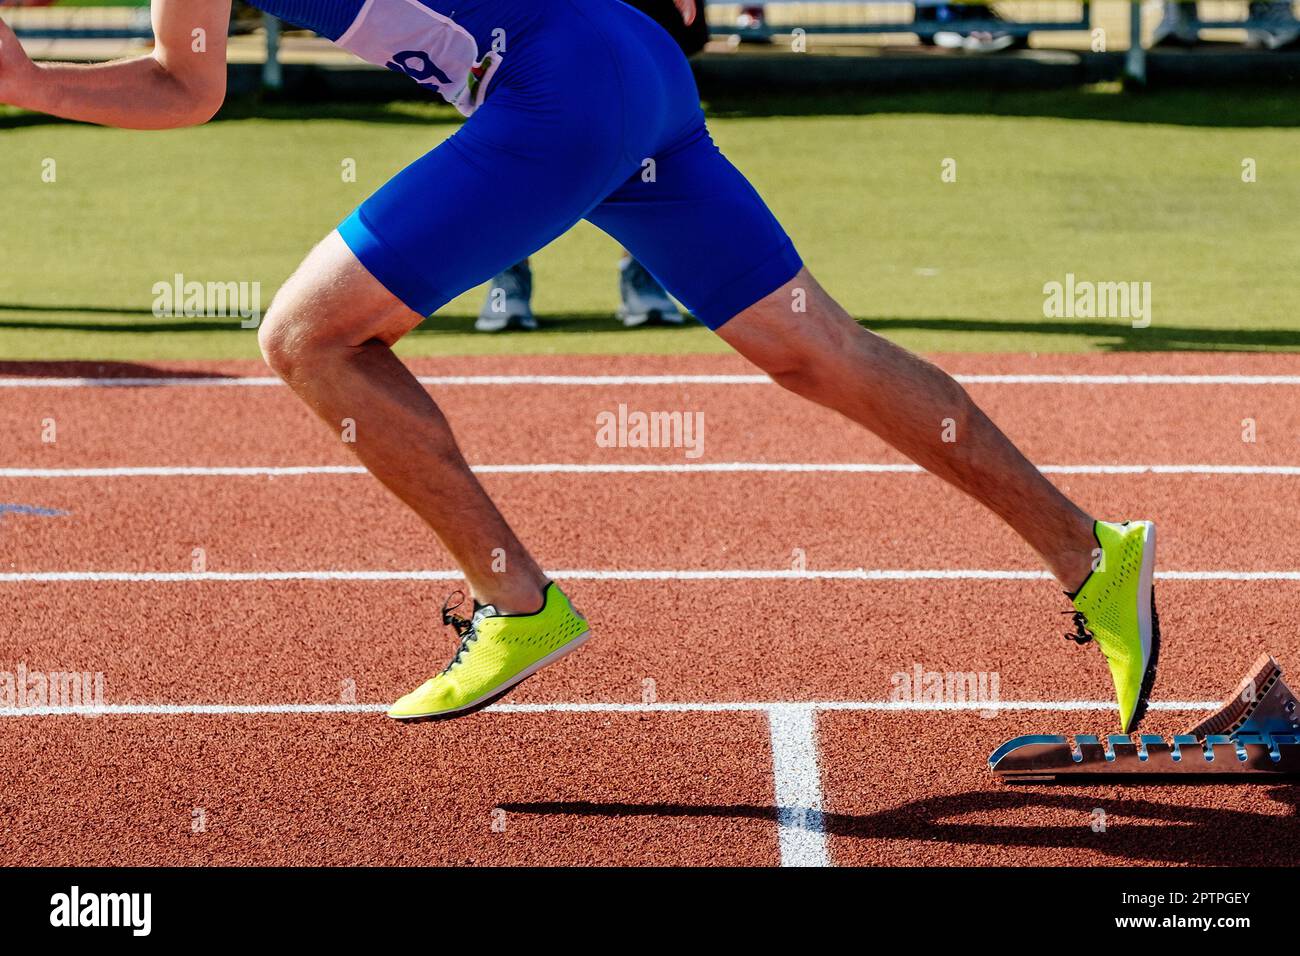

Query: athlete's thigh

[584,121,803,330]
[338,85,626,320]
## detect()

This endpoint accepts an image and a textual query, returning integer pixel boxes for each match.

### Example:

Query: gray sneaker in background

[1151,1,1201,47]
[476,260,537,332]
[1246,1,1300,49]
[618,258,683,327]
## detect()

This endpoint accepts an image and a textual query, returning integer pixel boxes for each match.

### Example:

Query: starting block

[990,653,1300,782]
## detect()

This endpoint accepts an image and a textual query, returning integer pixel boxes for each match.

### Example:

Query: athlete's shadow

[700,85,1300,129]
[502,785,1300,865]
[824,785,1300,866]
[0,360,239,380]
[858,316,1300,352]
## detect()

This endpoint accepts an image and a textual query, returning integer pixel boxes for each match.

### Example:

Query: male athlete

[0,0,1159,729]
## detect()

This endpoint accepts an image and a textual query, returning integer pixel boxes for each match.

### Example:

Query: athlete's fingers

[674,0,697,26]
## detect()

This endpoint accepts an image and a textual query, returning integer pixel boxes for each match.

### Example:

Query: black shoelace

[1064,609,1094,645]
[440,591,479,673]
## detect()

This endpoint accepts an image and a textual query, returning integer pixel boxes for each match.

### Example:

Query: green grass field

[3,86,1299,360]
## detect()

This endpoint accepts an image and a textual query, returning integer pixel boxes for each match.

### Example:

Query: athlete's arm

[0,0,230,130]
[674,0,698,24]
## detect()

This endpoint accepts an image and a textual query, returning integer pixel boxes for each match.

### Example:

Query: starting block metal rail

[991,654,1300,782]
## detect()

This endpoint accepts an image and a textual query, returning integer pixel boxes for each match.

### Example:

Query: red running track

[2,353,1299,866]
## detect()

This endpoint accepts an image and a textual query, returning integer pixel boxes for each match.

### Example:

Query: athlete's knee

[763,342,850,400]
[260,232,421,377]
[763,349,826,396]
[256,284,357,377]
[256,304,311,376]
[259,261,343,376]
[724,297,858,398]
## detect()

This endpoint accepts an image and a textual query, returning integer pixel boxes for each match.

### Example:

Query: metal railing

[714,1,1092,40]
[4,1,1297,91]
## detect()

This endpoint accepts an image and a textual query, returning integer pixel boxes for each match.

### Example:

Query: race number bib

[336,0,500,116]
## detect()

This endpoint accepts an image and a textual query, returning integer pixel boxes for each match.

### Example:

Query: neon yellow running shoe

[1067,520,1159,733]
[388,582,590,721]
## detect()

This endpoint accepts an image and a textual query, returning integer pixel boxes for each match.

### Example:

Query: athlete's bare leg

[258,231,548,614]
[716,267,1097,591]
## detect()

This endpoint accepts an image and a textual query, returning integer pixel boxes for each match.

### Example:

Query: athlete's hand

[674,0,697,26]
[0,15,38,105]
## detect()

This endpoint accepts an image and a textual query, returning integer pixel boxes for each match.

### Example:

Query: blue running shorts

[336,0,802,329]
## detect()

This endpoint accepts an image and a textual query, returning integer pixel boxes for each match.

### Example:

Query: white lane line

[1041,464,1300,476]
[0,569,1056,583]
[2,568,1299,583]
[0,466,370,478]
[0,699,1220,718]
[4,373,1300,389]
[767,704,829,867]
[0,377,285,388]
[5,462,1300,478]
[957,375,1300,386]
